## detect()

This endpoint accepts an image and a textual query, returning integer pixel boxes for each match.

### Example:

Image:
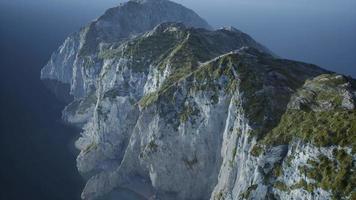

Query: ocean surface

[0,0,355,200]
[0,1,115,199]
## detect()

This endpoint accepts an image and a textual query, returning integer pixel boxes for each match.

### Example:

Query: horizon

[0,1,355,200]
[1,0,355,77]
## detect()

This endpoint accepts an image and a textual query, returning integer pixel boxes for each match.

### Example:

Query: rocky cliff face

[41,0,212,99]
[41,0,355,200]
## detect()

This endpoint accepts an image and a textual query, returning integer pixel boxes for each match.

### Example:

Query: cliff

[41,0,355,199]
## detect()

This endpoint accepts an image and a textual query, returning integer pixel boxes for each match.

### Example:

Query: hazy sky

[1,0,355,77]
[183,0,356,77]
[0,1,355,198]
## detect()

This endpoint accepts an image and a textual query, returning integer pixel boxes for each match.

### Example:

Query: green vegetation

[99,27,188,72]
[228,160,234,168]
[253,73,355,199]
[138,92,158,108]
[139,53,240,109]
[284,155,294,168]
[98,48,121,60]
[147,140,158,153]
[158,36,199,73]
[151,33,241,102]
[125,33,183,72]
[287,150,355,199]
[214,191,224,200]
[228,147,238,167]
[83,142,97,154]
[251,145,263,157]
[160,66,192,92]
[274,181,289,192]
[294,74,349,110]
[232,147,237,159]
[233,54,300,140]
[79,23,99,57]
[156,28,244,74]
[290,180,315,193]
[211,93,219,104]
[194,55,238,91]
[240,184,258,199]
[301,151,355,199]
[272,164,283,177]
[313,74,349,86]
[262,110,356,150]
[179,104,200,123]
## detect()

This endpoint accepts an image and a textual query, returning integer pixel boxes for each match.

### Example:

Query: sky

[183,0,356,77]
[0,0,355,77]
[0,1,354,199]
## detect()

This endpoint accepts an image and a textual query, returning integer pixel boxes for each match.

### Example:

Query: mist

[1,0,354,77]
[181,0,356,77]
[0,0,355,199]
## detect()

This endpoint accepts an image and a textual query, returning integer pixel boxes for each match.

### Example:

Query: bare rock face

[41,0,212,99]
[41,1,356,200]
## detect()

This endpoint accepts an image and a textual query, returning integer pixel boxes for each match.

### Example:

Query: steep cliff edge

[41,0,212,99]
[41,1,355,200]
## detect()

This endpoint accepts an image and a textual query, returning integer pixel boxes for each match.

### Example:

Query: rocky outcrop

[41,1,355,200]
[41,0,212,99]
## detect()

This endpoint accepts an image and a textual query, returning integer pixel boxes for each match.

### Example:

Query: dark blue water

[0,1,355,200]
[0,1,117,200]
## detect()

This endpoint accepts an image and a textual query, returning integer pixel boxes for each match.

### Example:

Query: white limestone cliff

[41,1,355,200]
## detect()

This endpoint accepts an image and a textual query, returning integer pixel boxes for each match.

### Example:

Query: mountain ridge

[41,1,355,200]
[41,0,212,98]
